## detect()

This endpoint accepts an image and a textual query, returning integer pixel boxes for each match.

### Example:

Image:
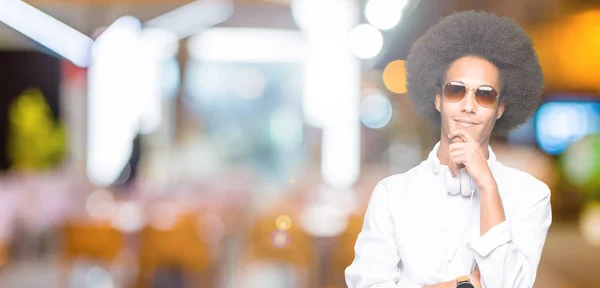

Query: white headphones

[445,168,476,197]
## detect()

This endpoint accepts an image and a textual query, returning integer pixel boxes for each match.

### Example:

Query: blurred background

[0,0,599,287]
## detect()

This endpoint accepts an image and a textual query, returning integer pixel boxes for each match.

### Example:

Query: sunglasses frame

[442,81,500,107]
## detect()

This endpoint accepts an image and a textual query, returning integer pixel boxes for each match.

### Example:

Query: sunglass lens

[475,87,498,107]
[444,83,466,102]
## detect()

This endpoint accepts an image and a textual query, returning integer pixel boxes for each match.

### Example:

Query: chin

[446,125,481,140]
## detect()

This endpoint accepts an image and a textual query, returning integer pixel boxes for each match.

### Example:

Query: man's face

[435,56,505,145]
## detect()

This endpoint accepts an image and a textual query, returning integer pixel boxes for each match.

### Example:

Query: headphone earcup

[459,169,473,197]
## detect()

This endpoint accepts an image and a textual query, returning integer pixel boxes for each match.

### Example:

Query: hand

[421,271,481,288]
[447,129,495,190]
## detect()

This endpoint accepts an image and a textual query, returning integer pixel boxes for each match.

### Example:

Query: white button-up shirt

[345,142,552,288]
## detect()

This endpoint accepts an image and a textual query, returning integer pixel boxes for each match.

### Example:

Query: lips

[454,119,479,127]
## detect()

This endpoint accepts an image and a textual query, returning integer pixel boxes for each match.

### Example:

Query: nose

[461,89,477,114]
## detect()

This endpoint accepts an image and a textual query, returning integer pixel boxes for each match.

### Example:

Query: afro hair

[405,10,544,135]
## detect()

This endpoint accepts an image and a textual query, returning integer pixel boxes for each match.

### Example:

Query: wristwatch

[456,275,474,288]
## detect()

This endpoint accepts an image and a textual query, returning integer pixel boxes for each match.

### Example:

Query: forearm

[478,178,505,236]
[468,183,552,288]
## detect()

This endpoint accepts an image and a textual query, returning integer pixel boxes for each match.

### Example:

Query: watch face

[457,283,474,288]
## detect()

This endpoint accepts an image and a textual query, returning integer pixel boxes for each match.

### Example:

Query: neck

[436,133,490,165]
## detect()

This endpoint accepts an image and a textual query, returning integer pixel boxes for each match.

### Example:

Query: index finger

[448,129,474,143]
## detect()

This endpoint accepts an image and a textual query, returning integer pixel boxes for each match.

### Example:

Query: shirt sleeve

[345,181,423,288]
[467,181,552,288]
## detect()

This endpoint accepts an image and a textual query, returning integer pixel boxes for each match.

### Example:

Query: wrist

[476,175,497,193]
[456,275,475,288]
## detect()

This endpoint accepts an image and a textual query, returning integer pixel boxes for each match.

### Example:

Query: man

[345,10,551,288]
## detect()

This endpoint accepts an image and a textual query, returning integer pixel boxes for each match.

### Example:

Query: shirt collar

[428,141,497,175]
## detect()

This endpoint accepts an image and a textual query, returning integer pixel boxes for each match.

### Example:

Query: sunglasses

[442,81,499,107]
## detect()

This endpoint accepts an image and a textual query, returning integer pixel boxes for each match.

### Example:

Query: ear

[496,102,505,119]
[435,93,441,112]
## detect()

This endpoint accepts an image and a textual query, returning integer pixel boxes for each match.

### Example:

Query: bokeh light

[86,189,116,221]
[291,0,357,38]
[270,230,290,249]
[275,215,292,231]
[580,202,600,248]
[360,92,393,129]
[382,59,407,94]
[536,101,600,155]
[110,202,144,233]
[299,202,348,237]
[561,134,600,189]
[347,24,383,59]
[365,0,407,30]
[85,266,114,288]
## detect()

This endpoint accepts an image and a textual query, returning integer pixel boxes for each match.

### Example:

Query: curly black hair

[405,10,544,134]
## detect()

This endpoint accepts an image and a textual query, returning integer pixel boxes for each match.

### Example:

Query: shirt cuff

[467,221,511,257]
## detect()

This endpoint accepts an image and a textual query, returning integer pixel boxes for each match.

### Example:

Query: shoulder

[381,160,426,184]
[375,160,430,197]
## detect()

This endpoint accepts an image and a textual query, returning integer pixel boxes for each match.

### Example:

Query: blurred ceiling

[0,0,295,49]
[0,0,594,51]
[2,0,600,95]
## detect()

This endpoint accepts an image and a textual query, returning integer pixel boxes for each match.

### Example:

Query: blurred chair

[137,212,214,288]
[0,242,7,268]
[325,210,365,288]
[60,220,125,287]
[237,209,317,288]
